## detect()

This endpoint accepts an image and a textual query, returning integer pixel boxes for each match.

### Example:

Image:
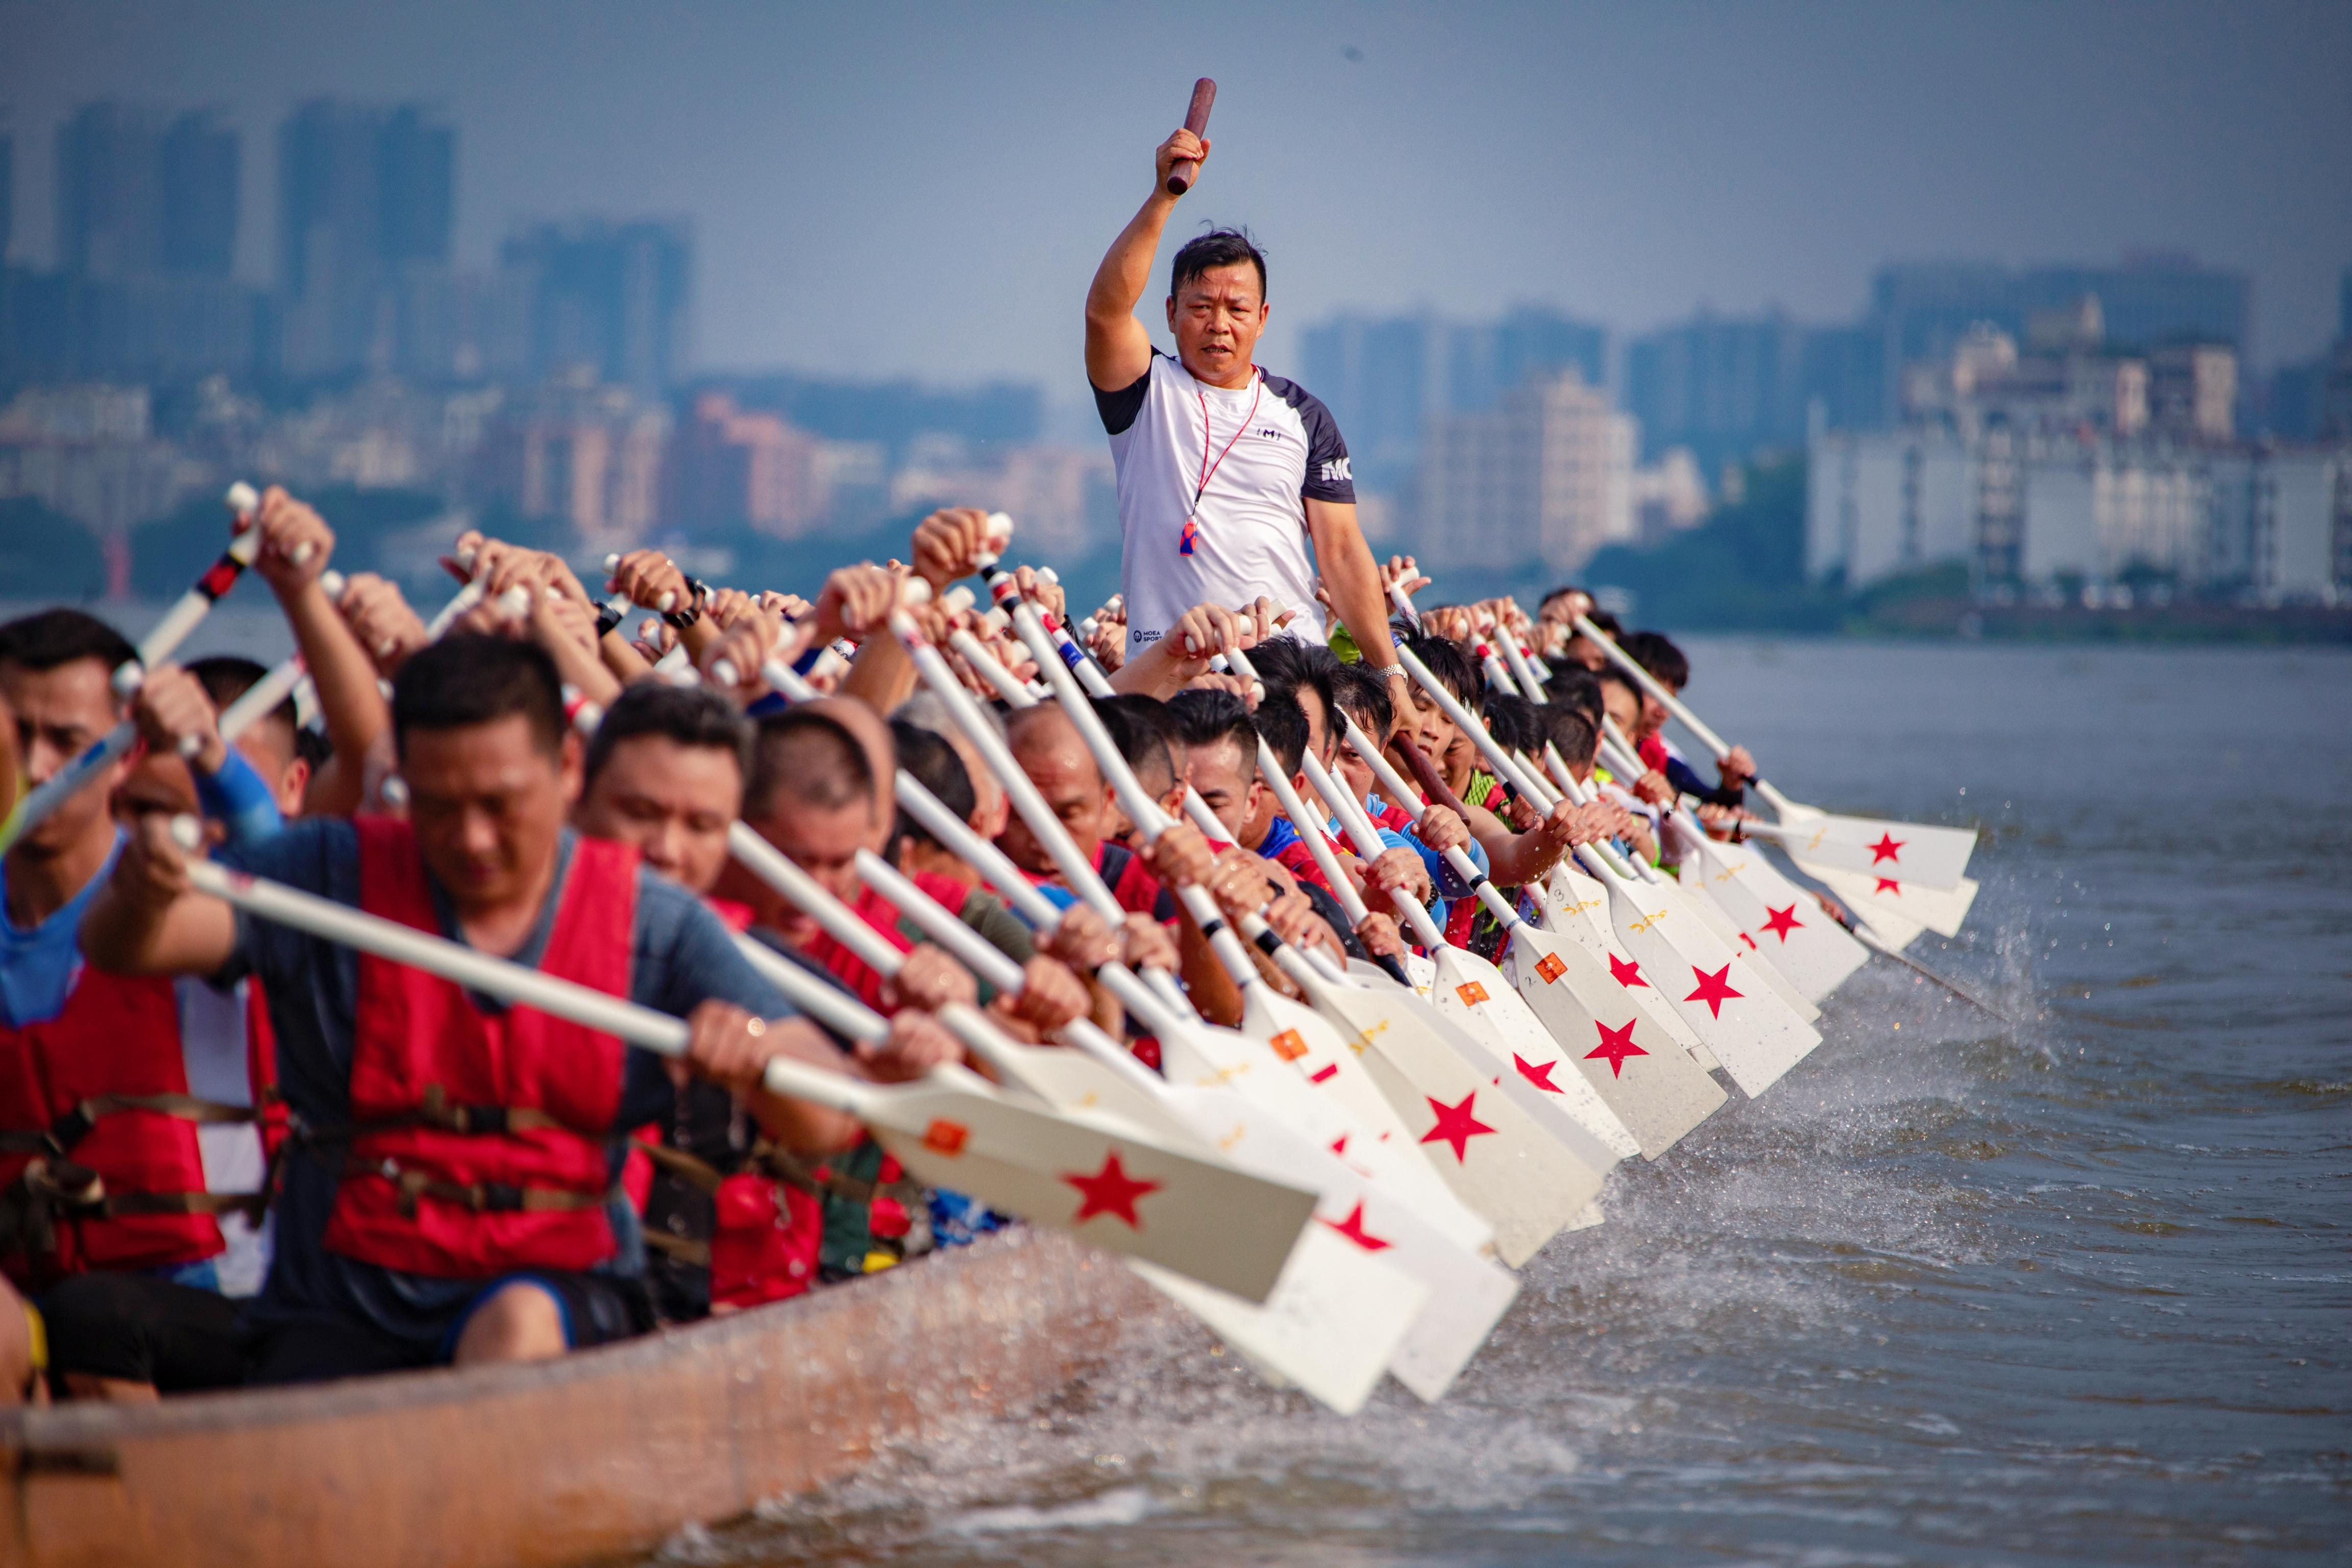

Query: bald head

[997,704,1115,877]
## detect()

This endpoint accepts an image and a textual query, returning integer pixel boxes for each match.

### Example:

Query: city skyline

[2,1,2346,395]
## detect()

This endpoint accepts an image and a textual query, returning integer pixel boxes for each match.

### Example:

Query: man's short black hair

[1539,585,1588,612]
[1093,694,1177,797]
[0,608,136,679]
[1543,668,1604,726]
[391,635,566,758]
[1621,630,1689,692]
[1253,694,1309,781]
[748,709,873,819]
[1404,632,1481,708]
[1481,691,1541,758]
[1166,688,1258,783]
[584,682,753,792]
[189,654,297,752]
[1170,228,1267,301]
[890,719,974,848]
[1577,608,1624,642]
[1545,704,1599,769]
[1595,663,1648,713]
[1247,638,1338,747]
[1328,662,1392,741]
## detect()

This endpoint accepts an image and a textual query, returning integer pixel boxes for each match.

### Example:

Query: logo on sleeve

[1318,457,1352,485]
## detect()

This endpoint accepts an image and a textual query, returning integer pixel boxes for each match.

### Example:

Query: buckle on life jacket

[372,1158,608,1219]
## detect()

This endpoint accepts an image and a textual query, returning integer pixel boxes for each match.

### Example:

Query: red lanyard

[1192,371,1263,512]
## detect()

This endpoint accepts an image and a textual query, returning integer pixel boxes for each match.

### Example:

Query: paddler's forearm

[1309,501,1404,677]
[281,573,387,818]
[742,1019,869,1155]
[837,635,916,720]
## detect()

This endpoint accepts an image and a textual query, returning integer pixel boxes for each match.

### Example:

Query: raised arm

[244,488,392,819]
[1084,128,1206,393]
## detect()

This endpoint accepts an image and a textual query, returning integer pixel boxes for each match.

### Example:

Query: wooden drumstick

[1166,77,1218,195]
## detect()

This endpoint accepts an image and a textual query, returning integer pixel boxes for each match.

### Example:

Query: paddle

[1296,747,1641,1170]
[1398,642,1825,1099]
[1570,611,1977,892]
[1331,717,1726,1159]
[1004,601,1598,1267]
[985,605,1450,1171]
[855,834,1516,1408]
[175,831,1318,1306]
[881,747,1501,1264]
[1586,720,1828,1023]
[1,484,263,855]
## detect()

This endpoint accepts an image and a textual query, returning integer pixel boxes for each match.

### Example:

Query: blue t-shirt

[221,821,807,1344]
[0,831,124,1028]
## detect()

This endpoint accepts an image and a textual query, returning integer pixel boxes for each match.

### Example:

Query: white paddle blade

[1426,946,1639,1165]
[1688,837,1870,1003]
[1297,979,1606,1267]
[1129,1227,1425,1416]
[1156,1012,1494,1253]
[1668,859,1822,1023]
[1600,875,1823,1098]
[1795,855,1979,944]
[973,1037,1209,1149]
[1763,813,1976,891]
[1498,920,1727,1159]
[860,1067,1316,1303]
[1155,1082,1521,1404]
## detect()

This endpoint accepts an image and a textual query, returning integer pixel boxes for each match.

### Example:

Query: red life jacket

[324,820,634,1278]
[805,884,916,1014]
[0,967,227,1289]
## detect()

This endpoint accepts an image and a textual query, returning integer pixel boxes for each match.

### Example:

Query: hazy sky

[4,0,2348,402]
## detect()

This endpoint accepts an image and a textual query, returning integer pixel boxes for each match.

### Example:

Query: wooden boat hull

[0,1229,1158,1568]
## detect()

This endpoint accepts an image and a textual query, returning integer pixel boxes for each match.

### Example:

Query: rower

[994,705,1163,919]
[79,635,894,1384]
[1082,115,1419,728]
[1616,630,1755,807]
[0,611,264,1399]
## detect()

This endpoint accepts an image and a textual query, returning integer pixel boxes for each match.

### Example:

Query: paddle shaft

[1571,611,1796,817]
[181,855,879,1119]
[0,497,261,855]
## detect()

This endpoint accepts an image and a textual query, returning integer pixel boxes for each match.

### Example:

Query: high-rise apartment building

[1418,367,1629,574]
[1626,309,1807,476]
[494,220,690,395]
[277,100,455,377]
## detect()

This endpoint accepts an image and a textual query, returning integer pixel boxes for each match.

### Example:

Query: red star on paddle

[1062,1152,1161,1228]
[1868,832,1905,865]
[1874,877,1902,895]
[1419,1092,1498,1163]
[1319,1200,1392,1252]
[1513,1053,1563,1092]
[1761,903,1804,942]
[1685,963,1744,1018]
[1607,952,1648,989]
[1586,1017,1648,1077]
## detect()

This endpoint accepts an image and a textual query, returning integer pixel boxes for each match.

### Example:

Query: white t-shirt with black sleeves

[1096,349,1356,656]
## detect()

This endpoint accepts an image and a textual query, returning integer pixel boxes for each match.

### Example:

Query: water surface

[669,637,2350,1567]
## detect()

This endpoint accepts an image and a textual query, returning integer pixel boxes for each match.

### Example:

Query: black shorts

[245,1270,655,1387]
[36,1272,247,1394]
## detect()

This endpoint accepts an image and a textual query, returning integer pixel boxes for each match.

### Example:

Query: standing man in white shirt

[1085,120,1418,727]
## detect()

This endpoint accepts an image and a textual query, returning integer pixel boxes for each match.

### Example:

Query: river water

[652,636,2350,1567]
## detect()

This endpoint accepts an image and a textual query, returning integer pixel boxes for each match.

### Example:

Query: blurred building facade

[1417,368,1638,574]
[1808,305,2346,605]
